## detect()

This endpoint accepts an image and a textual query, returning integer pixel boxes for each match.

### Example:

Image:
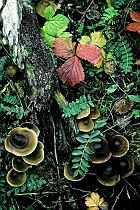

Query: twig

[78,0,95,26]
[110,185,125,210]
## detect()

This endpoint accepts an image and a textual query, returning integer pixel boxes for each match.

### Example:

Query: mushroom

[20,122,40,137]
[88,137,112,164]
[12,156,30,172]
[5,127,38,156]
[116,155,135,178]
[6,63,18,76]
[77,117,94,132]
[108,135,129,157]
[96,159,120,186]
[6,168,26,187]
[35,0,56,17]
[23,141,44,165]
[64,163,85,181]
[76,108,90,120]
[89,106,100,119]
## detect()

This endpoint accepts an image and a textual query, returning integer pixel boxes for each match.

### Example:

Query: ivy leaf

[126,11,140,34]
[53,38,76,58]
[57,56,85,86]
[76,43,102,64]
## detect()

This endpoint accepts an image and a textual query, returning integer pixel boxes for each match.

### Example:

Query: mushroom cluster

[76,106,100,132]
[4,122,44,187]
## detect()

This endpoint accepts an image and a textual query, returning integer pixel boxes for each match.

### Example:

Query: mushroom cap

[5,127,38,156]
[97,160,120,186]
[76,108,90,119]
[89,106,100,119]
[88,137,112,164]
[36,0,56,17]
[116,155,134,178]
[6,168,26,187]
[64,163,85,181]
[20,122,40,137]
[12,156,30,172]
[108,135,129,157]
[23,141,44,165]
[77,117,94,132]
[6,63,18,76]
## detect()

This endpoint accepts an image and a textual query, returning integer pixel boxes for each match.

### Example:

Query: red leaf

[57,56,85,86]
[129,11,140,23]
[53,38,76,58]
[76,43,102,64]
[126,22,140,34]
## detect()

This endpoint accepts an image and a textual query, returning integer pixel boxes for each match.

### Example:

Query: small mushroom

[20,122,40,137]
[64,163,85,181]
[88,137,112,164]
[77,117,94,132]
[23,141,44,165]
[89,106,100,119]
[36,0,56,17]
[76,108,90,119]
[116,155,134,178]
[6,168,26,187]
[6,63,18,76]
[108,135,129,157]
[96,159,120,186]
[5,127,38,156]
[12,156,30,172]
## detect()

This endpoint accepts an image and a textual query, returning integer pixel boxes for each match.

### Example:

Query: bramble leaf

[126,11,140,34]
[90,31,107,47]
[44,5,55,20]
[53,38,76,58]
[76,43,102,64]
[129,11,140,23]
[57,56,85,86]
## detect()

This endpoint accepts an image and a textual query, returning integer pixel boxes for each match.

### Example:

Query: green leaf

[83,153,92,161]
[78,169,85,177]
[72,157,81,162]
[84,147,94,154]
[71,163,81,169]
[128,95,140,103]
[76,136,87,143]
[90,130,101,138]
[77,145,85,150]
[94,119,107,129]
[72,150,83,156]
[107,84,118,94]
[89,137,101,143]
[81,165,89,173]
[73,170,79,178]
[49,14,69,29]
[45,22,57,37]
[44,5,55,20]
[81,159,90,167]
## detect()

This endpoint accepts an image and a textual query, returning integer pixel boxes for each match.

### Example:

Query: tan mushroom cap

[88,137,112,164]
[64,163,85,181]
[36,0,56,17]
[6,168,26,187]
[5,127,38,156]
[20,122,40,137]
[108,135,129,157]
[23,141,44,165]
[76,108,90,119]
[12,156,30,172]
[89,106,100,119]
[6,63,18,76]
[117,155,135,178]
[96,160,120,186]
[77,117,94,132]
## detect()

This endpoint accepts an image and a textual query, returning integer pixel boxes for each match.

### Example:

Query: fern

[62,94,94,118]
[0,172,7,208]
[107,36,134,74]
[0,56,8,81]
[2,95,20,105]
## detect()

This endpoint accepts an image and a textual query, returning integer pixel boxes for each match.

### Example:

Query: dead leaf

[135,59,140,65]
[103,58,115,74]
[76,43,102,64]
[126,11,140,34]
[57,56,85,86]
[85,192,108,210]
[113,98,133,114]
[53,38,76,58]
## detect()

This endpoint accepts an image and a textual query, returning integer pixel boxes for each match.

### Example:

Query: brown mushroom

[88,137,112,164]
[76,108,90,119]
[64,163,85,181]
[5,127,38,156]
[6,63,18,76]
[36,0,56,17]
[12,156,30,172]
[96,159,120,186]
[77,117,94,132]
[89,106,100,119]
[23,141,44,165]
[6,168,26,187]
[20,122,40,137]
[116,155,134,178]
[108,135,129,157]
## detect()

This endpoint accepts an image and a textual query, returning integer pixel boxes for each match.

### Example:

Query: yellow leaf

[90,32,106,48]
[135,59,140,65]
[106,0,111,7]
[94,50,106,68]
[85,192,104,208]
[79,36,91,44]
